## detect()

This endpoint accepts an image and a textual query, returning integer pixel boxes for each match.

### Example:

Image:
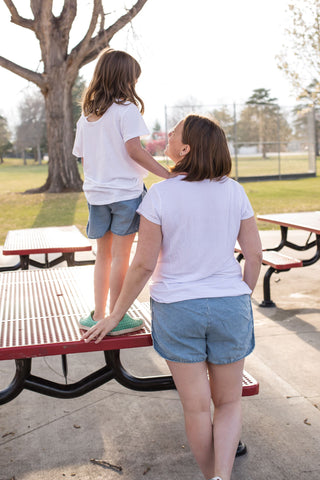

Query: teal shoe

[79,311,144,335]
[109,313,144,336]
[79,311,96,330]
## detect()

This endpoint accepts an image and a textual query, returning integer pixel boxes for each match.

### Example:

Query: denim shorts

[86,193,144,239]
[151,295,254,365]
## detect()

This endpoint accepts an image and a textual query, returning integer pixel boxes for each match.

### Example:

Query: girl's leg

[166,360,215,480]
[93,231,113,320]
[207,359,245,480]
[109,232,136,312]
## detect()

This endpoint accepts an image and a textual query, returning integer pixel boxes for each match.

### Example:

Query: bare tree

[276,0,320,101]
[0,0,149,192]
[15,90,46,165]
[166,96,202,131]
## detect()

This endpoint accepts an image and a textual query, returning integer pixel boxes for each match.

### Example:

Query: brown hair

[171,114,232,181]
[82,48,144,116]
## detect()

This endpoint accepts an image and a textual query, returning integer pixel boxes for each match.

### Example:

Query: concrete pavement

[0,230,319,480]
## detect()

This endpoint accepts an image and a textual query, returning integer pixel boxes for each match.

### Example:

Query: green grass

[0,156,319,244]
[232,154,313,177]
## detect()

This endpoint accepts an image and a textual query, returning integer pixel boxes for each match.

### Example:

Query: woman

[82,114,262,480]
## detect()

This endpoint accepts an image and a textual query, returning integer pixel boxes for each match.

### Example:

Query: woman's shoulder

[219,176,244,191]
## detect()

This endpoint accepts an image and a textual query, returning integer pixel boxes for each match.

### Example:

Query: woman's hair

[171,114,232,181]
[82,48,144,116]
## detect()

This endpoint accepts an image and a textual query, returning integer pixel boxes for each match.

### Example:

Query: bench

[235,245,303,307]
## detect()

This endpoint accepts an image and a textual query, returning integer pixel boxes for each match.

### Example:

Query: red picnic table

[0,265,259,457]
[0,225,95,271]
[256,211,320,306]
[235,211,320,307]
[0,266,259,402]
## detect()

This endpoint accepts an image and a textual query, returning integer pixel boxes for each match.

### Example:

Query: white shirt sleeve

[136,185,162,225]
[240,185,254,219]
[72,116,84,157]
[121,104,150,143]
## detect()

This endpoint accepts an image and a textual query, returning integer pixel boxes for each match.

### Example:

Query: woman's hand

[81,316,119,344]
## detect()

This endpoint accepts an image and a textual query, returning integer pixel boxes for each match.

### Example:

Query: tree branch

[67,0,102,69]
[78,0,149,69]
[58,0,77,37]
[3,0,35,31]
[0,56,45,91]
[104,0,148,40]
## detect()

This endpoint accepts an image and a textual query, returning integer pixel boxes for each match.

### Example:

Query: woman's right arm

[237,216,263,292]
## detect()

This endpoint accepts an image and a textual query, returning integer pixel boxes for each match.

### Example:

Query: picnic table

[0,266,259,405]
[0,265,259,457]
[0,225,95,271]
[256,211,320,307]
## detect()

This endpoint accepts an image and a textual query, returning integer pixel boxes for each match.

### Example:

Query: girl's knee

[181,395,212,415]
[212,396,242,411]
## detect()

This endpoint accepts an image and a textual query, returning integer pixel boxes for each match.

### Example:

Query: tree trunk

[37,144,42,164]
[26,74,82,193]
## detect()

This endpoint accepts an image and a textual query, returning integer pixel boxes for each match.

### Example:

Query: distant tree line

[163,88,320,158]
[1,86,319,163]
[0,75,86,164]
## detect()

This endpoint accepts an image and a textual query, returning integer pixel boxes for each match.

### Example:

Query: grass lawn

[0,156,319,244]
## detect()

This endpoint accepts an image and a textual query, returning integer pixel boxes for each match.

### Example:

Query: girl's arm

[82,216,162,344]
[126,137,170,179]
[237,216,263,292]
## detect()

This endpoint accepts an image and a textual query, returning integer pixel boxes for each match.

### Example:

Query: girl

[82,114,262,479]
[73,48,171,334]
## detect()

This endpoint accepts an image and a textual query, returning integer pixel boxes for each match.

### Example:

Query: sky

[0,0,298,132]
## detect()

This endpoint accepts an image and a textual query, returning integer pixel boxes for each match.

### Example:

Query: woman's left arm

[82,216,162,344]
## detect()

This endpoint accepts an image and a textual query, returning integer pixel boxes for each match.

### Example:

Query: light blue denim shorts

[86,193,144,239]
[151,295,254,365]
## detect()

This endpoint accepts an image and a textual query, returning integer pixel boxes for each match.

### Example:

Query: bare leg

[93,231,112,320]
[109,232,136,312]
[207,359,244,480]
[166,360,215,479]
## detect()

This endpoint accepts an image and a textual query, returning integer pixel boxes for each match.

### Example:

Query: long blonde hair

[82,48,144,116]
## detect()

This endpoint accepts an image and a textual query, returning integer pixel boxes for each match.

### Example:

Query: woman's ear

[180,144,190,156]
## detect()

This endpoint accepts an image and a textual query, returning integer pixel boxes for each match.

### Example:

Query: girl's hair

[82,48,144,116]
[171,114,232,181]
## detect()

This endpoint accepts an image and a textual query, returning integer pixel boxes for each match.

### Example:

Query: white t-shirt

[72,102,149,204]
[137,175,254,303]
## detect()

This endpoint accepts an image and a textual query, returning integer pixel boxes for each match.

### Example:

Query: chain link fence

[162,103,317,181]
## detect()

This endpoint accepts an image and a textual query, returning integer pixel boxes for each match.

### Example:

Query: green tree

[0,0,149,193]
[152,120,161,133]
[237,88,291,158]
[0,115,11,164]
[72,75,87,130]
